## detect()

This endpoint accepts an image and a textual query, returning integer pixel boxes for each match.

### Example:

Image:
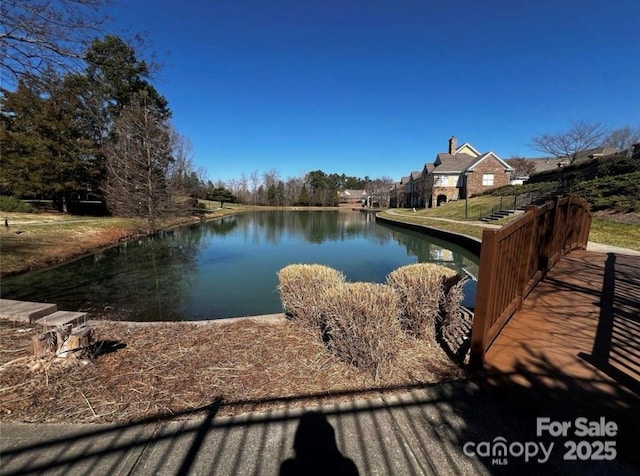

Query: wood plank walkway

[485,249,640,400]
[480,249,640,465]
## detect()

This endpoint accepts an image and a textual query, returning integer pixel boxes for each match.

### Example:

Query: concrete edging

[375,213,482,256]
[86,313,289,328]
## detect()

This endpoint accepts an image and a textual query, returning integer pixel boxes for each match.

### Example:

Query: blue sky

[109,0,639,183]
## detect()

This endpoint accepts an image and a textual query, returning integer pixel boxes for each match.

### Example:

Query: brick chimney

[448,136,457,155]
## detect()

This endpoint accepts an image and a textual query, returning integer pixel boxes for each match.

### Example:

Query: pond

[0,210,479,321]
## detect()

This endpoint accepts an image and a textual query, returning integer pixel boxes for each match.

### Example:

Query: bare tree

[249,170,261,205]
[262,168,280,189]
[284,176,304,206]
[506,156,537,177]
[1,0,110,85]
[367,176,394,207]
[237,172,250,203]
[103,92,173,232]
[530,120,609,164]
[605,125,640,151]
[167,127,193,192]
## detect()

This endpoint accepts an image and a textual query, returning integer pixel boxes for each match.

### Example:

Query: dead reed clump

[386,263,459,341]
[438,276,471,360]
[277,264,345,330]
[441,275,465,324]
[322,282,403,379]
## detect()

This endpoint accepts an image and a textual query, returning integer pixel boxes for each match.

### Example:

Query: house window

[435,175,459,187]
[435,175,447,187]
[482,173,494,186]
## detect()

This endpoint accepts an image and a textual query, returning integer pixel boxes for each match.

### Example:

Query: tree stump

[33,331,57,358]
[57,325,93,357]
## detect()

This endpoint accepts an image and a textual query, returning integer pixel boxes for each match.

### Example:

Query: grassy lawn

[378,211,487,240]
[589,218,640,251]
[391,196,518,221]
[382,203,639,251]
[0,207,240,277]
[399,196,513,220]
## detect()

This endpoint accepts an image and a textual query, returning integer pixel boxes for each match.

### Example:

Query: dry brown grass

[277,264,345,331]
[0,210,238,277]
[386,263,458,341]
[0,318,462,424]
[323,283,403,379]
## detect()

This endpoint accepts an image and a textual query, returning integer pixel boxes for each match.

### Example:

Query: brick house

[390,176,410,208]
[337,189,368,206]
[429,136,513,206]
[393,136,513,208]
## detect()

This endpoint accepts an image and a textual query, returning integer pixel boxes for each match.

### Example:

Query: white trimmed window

[482,173,494,186]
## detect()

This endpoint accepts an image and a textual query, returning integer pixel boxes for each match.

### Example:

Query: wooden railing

[469,196,592,369]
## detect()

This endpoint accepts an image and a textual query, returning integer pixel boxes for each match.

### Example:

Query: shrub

[322,282,402,378]
[0,196,36,213]
[386,263,459,340]
[438,276,470,360]
[441,275,465,323]
[573,172,640,212]
[277,264,345,330]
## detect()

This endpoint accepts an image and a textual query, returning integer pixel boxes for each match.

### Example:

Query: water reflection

[0,211,479,321]
[382,223,479,280]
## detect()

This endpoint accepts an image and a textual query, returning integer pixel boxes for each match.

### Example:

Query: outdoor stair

[1,299,93,358]
[479,209,515,222]
[439,306,474,364]
[0,299,58,323]
[0,299,87,329]
[33,311,87,330]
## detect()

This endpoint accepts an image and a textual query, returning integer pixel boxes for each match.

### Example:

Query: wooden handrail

[469,195,592,370]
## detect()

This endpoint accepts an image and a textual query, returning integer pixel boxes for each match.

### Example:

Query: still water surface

[1,211,479,321]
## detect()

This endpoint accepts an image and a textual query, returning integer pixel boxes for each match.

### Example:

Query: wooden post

[469,228,499,370]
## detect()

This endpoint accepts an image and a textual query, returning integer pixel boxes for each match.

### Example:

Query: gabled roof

[575,146,619,161]
[421,162,435,174]
[467,151,514,171]
[433,153,477,172]
[409,170,422,180]
[339,189,367,198]
[455,142,481,157]
[530,158,569,173]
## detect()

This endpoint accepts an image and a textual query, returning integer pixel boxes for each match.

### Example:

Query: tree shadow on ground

[1,252,638,475]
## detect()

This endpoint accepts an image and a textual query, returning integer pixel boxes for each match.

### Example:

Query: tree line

[191,169,394,208]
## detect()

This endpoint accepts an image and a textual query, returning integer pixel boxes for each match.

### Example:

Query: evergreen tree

[298,184,310,206]
[0,75,96,211]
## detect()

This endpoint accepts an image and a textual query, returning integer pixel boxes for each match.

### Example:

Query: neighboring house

[405,171,423,208]
[575,146,619,162]
[338,189,368,206]
[391,137,513,208]
[425,137,513,207]
[389,178,408,208]
[526,146,622,176]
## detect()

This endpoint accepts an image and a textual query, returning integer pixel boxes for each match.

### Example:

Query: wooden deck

[479,250,640,467]
[483,249,640,409]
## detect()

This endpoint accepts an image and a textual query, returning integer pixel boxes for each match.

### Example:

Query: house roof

[433,153,477,172]
[467,152,514,171]
[575,146,619,161]
[421,162,435,174]
[530,158,568,173]
[454,142,481,157]
[339,189,367,198]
